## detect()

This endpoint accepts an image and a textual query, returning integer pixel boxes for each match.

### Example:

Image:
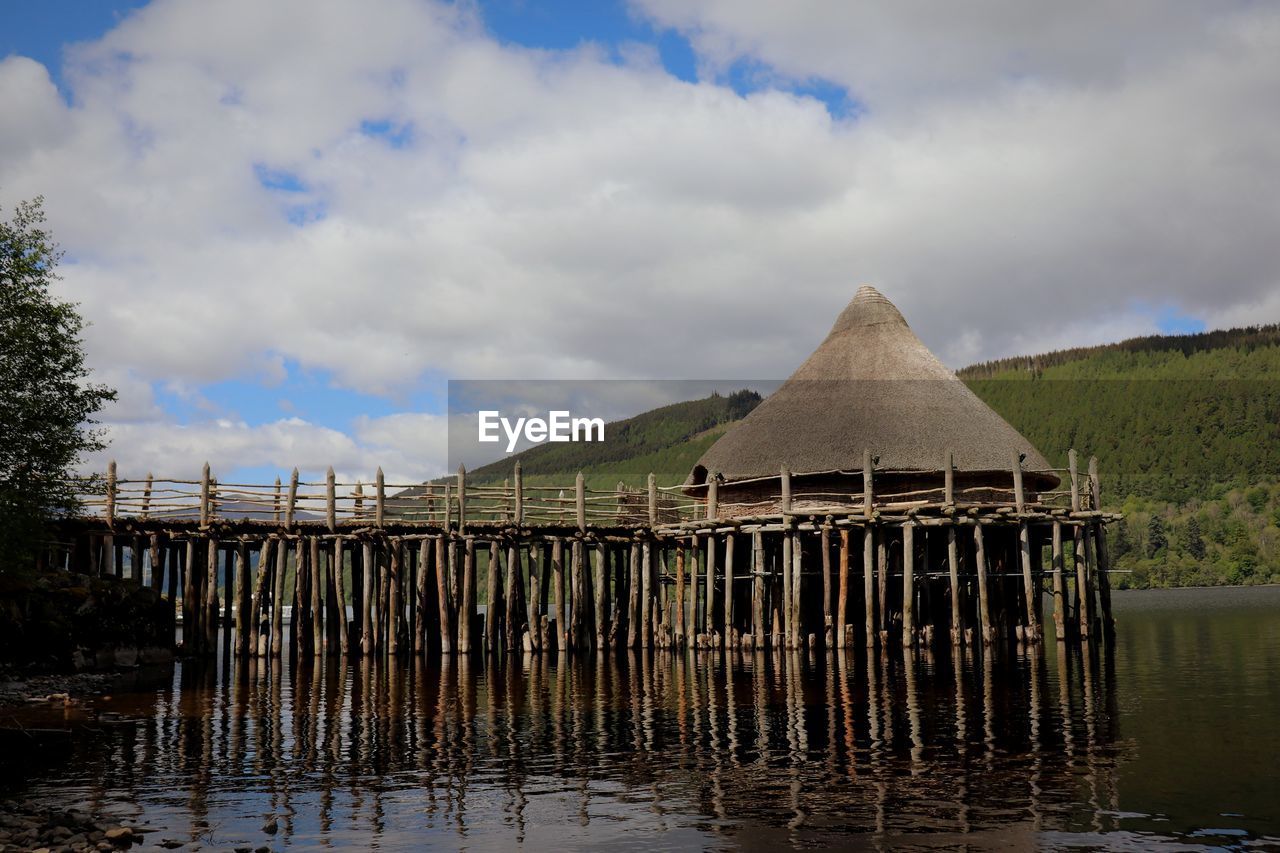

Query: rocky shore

[0,799,275,852]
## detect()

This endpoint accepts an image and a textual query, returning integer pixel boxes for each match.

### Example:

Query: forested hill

[461,390,761,489]
[959,324,1280,589]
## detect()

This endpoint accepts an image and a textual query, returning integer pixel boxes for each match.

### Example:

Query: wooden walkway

[51,449,1119,661]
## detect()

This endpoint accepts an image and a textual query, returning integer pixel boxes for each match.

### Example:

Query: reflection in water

[12,642,1140,850]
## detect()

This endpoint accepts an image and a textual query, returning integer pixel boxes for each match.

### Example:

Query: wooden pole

[362,540,375,655]
[674,538,686,646]
[1013,453,1039,642]
[376,467,385,528]
[310,536,323,656]
[182,538,196,654]
[334,536,350,655]
[1089,456,1115,639]
[552,538,566,651]
[781,530,793,648]
[273,477,282,525]
[286,468,299,529]
[204,537,219,654]
[593,544,606,649]
[149,533,164,594]
[947,524,962,646]
[293,537,307,656]
[835,526,847,648]
[435,536,452,655]
[250,539,270,656]
[723,533,735,647]
[106,460,117,529]
[1080,522,1097,641]
[388,538,402,655]
[460,537,476,654]
[233,540,248,655]
[506,542,521,651]
[648,473,657,527]
[863,526,875,648]
[863,450,874,519]
[704,532,716,640]
[141,472,152,521]
[575,471,586,533]
[514,462,524,525]
[876,533,888,646]
[707,474,718,521]
[198,462,210,530]
[415,538,429,655]
[640,540,652,648]
[326,467,336,532]
[486,540,502,652]
[457,465,467,534]
[974,523,992,645]
[944,449,954,505]
[271,536,286,656]
[751,530,765,647]
[1051,521,1066,641]
[780,465,792,513]
[902,523,915,648]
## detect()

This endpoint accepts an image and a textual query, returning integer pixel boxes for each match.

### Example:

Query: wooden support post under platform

[334,536,350,656]
[204,537,219,655]
[486,540,501,653]
[751,531,764,649]
[863,527,876,648]
[249,539,269,656]
[974,523,993,645]
[271,536,285,657]
[415,538,429,654]
[902,523,915,648]
[1012,452,1040,643]
[1090,456,1116,640]
[233,541,248,655]
[704,531,716,644]
[311,536,324,657]
[780,529,793,648]
[1051,522,1066,641]
[361,540,375,655]
[552,539,566,652]
[627,542,641,649]
[436,536,452,655]
[460,537,476,654]
[182,538,196,654]
[593,543,606,649]
[836,527,849,649]
[674,538,686,647]
[947,524,962,646]
[722,533,735,648]
[876,533,889,646]
[640,540,653,649]
[822,524,833,648]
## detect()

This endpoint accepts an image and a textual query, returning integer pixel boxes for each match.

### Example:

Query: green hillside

[461,390,761,490]
[960,324,1280,589]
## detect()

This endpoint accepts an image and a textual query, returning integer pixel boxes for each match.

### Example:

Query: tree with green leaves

[1146,515,1168,557]
[1,197,115,573]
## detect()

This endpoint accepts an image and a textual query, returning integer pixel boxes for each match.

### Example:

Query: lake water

[3,586,1278,850]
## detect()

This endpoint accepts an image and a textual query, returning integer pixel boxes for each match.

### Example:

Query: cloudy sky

[3,0,1277,486]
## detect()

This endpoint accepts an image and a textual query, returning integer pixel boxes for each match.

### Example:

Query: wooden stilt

[334,536,350,655]
[822,525,833,647]
[204,537,219,655]
[436,536,452,655]
[902,523,915,648]
[552,539,566,651]
[674,539,686,647]
[233,541,248,655]
[836,528,849,648]
[362,540,375,655]
[863,526,875,648]
[310,536,323,656]
[751,531,765,648]
[415,539,429,654]
[460,537,476,654]
[705,532,717,642]
[781,530,793,648]
[271,536,285,657]
[250,539,270,657]
[1051,522,1066,641]
[1089,457,1115,640]
[486,541,501,653]
[974,523,992,645]
[593,544,606,649]
[506,541,521,652]
[640,540,653,649]
[876,533,889,646]
[723,533,734,648]
[947,525,962,646]
[182,538,197,654]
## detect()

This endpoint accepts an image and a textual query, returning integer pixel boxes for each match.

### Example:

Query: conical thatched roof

[688,286,1055,486]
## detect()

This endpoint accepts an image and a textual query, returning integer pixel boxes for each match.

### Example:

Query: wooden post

[1079,524,1096,641]
[876,533,888,645]
[640,540,652,648]
[863,450,874,519]
[902,523,915,648]
[723,533,735,647]
[334,536,350,655]
[686,535,698,641]
[362,540,375,655]
[106,460,117,529]
[704,532,716,640]
[250,539,270,656]
[415,539,429,654]
[457,465,467,534]
[863,526,875,648]
[834,526,847,648]
[781,530,793,648]
[552,539,566,651]
[707,474,718,521]
[1013,452,1039,642]
[131,536,144,586]
[944,449,954,505]
[1051,521,1066,641]
[435,536,452,655]
[460,537,476,653]
[199,462,210,530]
[780,465,792,513]
[273,477,282,525]
[233,540,248,655]
[974,523,992,645]
[751,530,765,646]
[821,524,833,646]
[593,544,606,648]
[149,533,164,594]
[326,467,336,532]
[286,468,299,529]
[514,462,524,525]
[205,537,219,654]
[293,537,307,656]
[1089,456,1115,639]
[271,536,286,656]
[182,538,196,653]
[947,524,962,646]
[506,542,522,651]
[647,473,657,526]
[575,471,586,533]
[674,538,686,645]
[485,540,500,652]
[141,472,153,521]
[376,467,386,528]
[388,538,401,655]
[310,536,323,656]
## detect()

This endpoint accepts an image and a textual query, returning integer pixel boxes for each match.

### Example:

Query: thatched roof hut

[686,286,1057,512]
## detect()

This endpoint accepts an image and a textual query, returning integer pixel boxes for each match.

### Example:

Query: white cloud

[3,0,1278,481]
